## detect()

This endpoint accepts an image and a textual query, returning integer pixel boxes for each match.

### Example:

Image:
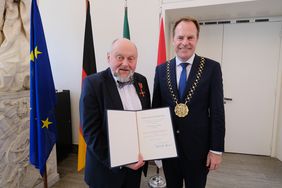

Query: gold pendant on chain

[174,103,189,117]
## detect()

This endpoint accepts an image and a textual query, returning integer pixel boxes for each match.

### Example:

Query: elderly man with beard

[80,38,150,188]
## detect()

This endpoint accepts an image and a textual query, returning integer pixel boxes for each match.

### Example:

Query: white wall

[39,0,282,161]
[162,0,255,9]
[276,46,282,161]
[277,90,282,161]
[39,0,84,144]
[39,0,160,144]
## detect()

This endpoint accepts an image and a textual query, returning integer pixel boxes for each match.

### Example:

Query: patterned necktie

[179,63,188,100]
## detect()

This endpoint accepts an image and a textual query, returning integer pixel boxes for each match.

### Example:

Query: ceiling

[165,0,282,22]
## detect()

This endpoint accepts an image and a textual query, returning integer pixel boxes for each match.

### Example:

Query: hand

[126,153,145,170]
[206,151,222,170]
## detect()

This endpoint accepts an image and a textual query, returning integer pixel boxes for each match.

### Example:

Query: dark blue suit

[152,55,225,187]
[80,68,150,188]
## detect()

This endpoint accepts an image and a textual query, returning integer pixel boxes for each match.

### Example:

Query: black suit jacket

[80,68,151,187]
[152,55,225,160]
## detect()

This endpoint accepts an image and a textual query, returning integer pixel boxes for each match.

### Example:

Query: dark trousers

[89,167,142,188]
[163,156,209,188]
[120,168,142,188]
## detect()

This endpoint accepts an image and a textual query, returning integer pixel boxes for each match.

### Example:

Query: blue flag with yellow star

[30,0,57,176]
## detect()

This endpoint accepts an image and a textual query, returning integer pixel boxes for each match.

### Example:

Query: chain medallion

[166,57,205,118]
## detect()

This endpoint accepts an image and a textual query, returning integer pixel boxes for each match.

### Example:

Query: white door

[197,21,282,155]
[197,24,223,64]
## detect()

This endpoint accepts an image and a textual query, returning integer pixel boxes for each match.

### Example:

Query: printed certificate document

[107,107,177,168]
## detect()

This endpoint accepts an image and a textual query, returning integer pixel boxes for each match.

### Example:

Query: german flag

[77,0,96,171]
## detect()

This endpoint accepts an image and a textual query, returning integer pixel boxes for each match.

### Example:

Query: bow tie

[117,80,134,88]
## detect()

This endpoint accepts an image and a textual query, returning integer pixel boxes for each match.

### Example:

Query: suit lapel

[104,68,124,110]
[169,58,179,100]
[184,55,200,98]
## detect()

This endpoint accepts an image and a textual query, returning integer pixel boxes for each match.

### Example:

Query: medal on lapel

[138,82,145,97]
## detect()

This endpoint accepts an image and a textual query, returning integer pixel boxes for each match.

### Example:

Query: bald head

[107,38,138,81]
[109,38,138,56]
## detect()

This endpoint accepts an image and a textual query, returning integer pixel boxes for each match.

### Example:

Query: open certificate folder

[107,107,177,168]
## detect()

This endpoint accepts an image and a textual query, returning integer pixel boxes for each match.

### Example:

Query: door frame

[167,18,282,156]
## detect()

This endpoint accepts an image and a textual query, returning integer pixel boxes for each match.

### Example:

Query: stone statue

[0,1,59,187]
[0,0,30,92]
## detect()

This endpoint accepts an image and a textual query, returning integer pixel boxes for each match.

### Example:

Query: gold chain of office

[166,57,206,117]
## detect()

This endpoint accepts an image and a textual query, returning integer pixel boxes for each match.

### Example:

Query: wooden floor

[51,153,282,188]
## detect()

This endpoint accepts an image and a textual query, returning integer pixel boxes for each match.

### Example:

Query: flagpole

[123,0,130,39]
[150,1,167,185]
[36,0,48,186]
[30,0,57,183]
[159,0,163,22]
[157,0,167,65]
[43,165,48,188]
[78,0,97,171]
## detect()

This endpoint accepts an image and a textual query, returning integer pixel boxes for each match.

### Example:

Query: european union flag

[30,0,57,176]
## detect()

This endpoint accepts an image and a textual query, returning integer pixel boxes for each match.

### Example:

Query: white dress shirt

[175,54,195,89]
[112,73,142,111]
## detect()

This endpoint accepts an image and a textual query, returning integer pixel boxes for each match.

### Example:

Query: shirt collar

[176,53,195,66]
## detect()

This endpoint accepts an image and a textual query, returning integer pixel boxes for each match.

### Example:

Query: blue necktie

[179,63,188,100]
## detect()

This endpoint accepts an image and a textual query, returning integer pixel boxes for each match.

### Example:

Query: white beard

[113,70,134,83]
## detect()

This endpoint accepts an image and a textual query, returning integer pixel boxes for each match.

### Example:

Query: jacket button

[176,130,180,134]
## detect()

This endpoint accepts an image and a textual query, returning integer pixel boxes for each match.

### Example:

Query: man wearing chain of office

[152,17,225,188]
